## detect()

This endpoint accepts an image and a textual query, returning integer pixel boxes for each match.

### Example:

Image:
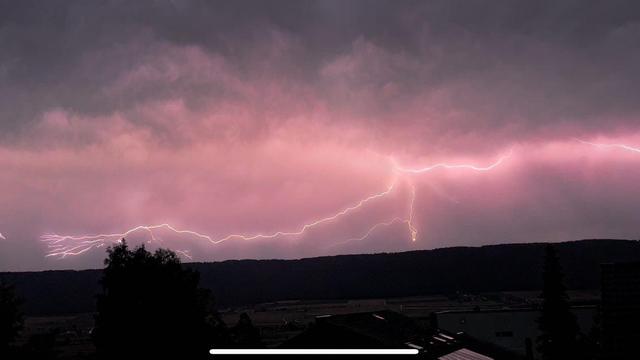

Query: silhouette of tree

[0,281,23,355]
[537,244,579,359]
[93,240,228,359]
[230,313,263,348]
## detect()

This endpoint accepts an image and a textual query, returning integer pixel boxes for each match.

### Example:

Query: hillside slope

[2,239,639,315]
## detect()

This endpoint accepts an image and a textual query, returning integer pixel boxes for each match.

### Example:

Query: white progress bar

[210,349,419,355]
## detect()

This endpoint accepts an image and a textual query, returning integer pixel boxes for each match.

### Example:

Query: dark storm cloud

[1,0,639,140]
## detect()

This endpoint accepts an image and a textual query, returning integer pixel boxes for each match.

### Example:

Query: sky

[1,0,640,271]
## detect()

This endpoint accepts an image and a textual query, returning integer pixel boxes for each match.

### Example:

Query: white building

[435,306,596,359]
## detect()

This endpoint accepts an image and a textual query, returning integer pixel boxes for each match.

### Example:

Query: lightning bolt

[41,151,512,259]
[576,138,640,154]
[41,180,398,258]
[392,149,513,174]
[327,182,418,248]
[42,224,213,258]
[36,137,640,260]
[175,249,193,260]
[326,151,511,249]
[210,179,398,243]
[326,217,408,248]
[407,183,418,242]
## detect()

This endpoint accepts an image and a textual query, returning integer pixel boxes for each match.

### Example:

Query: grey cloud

[1,0,639,143]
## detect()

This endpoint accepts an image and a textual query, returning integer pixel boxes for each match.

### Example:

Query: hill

[2,239,639,315]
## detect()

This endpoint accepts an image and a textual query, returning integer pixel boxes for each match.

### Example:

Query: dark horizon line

[3,237,637,274]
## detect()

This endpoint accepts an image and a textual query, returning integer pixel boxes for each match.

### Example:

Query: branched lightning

[35,138,640,260]
[41,180,398,259]
[330,151,512,248]
[210,179,398,243]
[42,150,512,259]
[326,217,408,248]
[42,224,213,259]
[326,182,418,248]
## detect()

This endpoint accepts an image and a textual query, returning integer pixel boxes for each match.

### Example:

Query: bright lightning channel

[392,149,513,174]
[327,182,419,248]
[42,224,215,258]
[42,151,512,259]
[211,179,398,243]
[575,138,640,153]
[336,151,512,247]
[41,181,397,259]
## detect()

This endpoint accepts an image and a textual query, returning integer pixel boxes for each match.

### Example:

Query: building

[281,310,518,359]
[434,306,596,359]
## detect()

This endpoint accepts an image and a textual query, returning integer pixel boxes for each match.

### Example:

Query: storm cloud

[1,0,639,270]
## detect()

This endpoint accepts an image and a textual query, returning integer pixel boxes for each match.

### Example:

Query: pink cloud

[1,25,640,270]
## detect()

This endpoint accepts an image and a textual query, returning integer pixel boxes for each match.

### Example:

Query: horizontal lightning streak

[42,150,513,259]
[576,138,640,153]
[35,139,640,260]
[41,180,398,258]
[42,224,213,258]
[392,150,512,174]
